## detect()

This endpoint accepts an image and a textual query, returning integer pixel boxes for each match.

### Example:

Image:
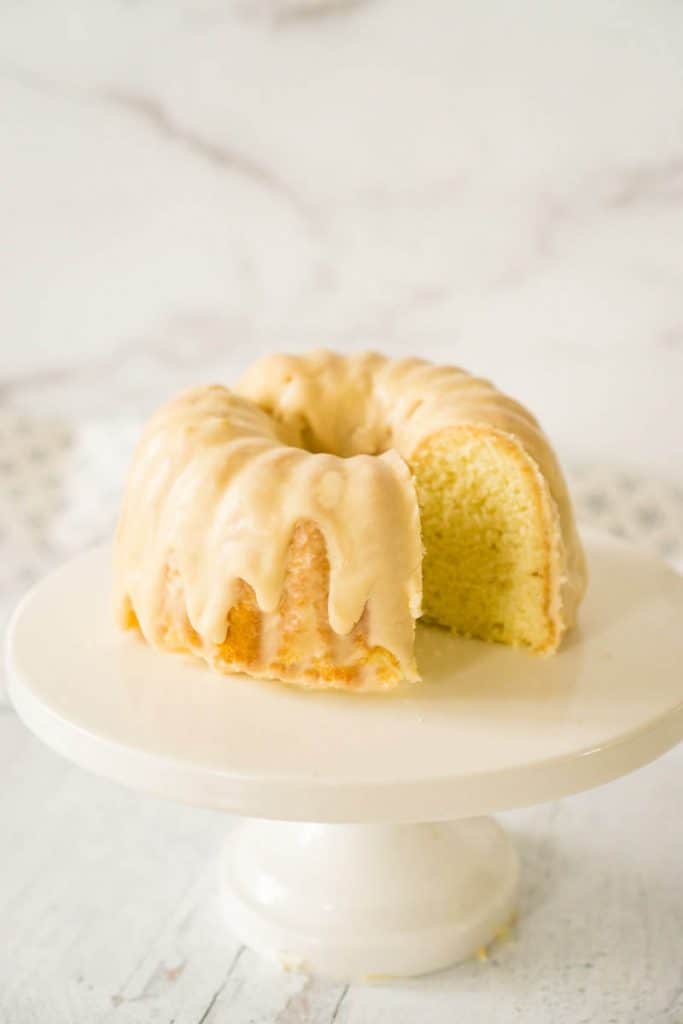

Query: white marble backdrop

[1,0,683,478]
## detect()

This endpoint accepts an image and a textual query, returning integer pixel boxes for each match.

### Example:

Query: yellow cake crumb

[413,425,561,653]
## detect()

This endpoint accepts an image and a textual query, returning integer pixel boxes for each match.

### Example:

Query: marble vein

[273,0,371,27]
[97,85,319,229]
[0,62,319,231]
[496,156,683,289]
[186,0,371,29]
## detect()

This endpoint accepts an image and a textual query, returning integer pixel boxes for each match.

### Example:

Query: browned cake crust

[121,520,403,691]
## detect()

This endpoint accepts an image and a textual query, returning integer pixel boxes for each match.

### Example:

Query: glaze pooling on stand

[115,350,586,690]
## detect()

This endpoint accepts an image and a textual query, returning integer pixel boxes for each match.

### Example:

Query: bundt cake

[114,351,586,691]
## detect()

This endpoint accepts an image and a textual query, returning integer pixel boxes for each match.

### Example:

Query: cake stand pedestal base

[221,817,519,980]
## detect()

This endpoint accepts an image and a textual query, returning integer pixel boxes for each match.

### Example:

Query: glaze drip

[114,381,423,681]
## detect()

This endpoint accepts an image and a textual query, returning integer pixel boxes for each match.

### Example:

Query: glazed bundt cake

[114,351,586,691]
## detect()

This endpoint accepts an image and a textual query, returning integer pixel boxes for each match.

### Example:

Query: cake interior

[410,425,556,652]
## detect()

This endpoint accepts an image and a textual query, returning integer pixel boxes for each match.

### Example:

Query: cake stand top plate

[6,530,683,823]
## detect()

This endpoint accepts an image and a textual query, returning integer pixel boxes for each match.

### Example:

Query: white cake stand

[6,530,683,981]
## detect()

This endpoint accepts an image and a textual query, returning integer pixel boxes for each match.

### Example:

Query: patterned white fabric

[1,411,681,702]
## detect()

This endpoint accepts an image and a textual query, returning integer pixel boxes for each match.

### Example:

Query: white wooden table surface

[1,705,682,1024]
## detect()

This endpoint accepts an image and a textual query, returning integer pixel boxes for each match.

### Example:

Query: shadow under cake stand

[6,530,683,981]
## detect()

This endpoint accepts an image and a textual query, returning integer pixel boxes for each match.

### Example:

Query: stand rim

[7,662,683,822]
[6,530,683,824]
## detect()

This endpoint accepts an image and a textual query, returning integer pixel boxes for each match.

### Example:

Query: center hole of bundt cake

[276,411,391,459]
